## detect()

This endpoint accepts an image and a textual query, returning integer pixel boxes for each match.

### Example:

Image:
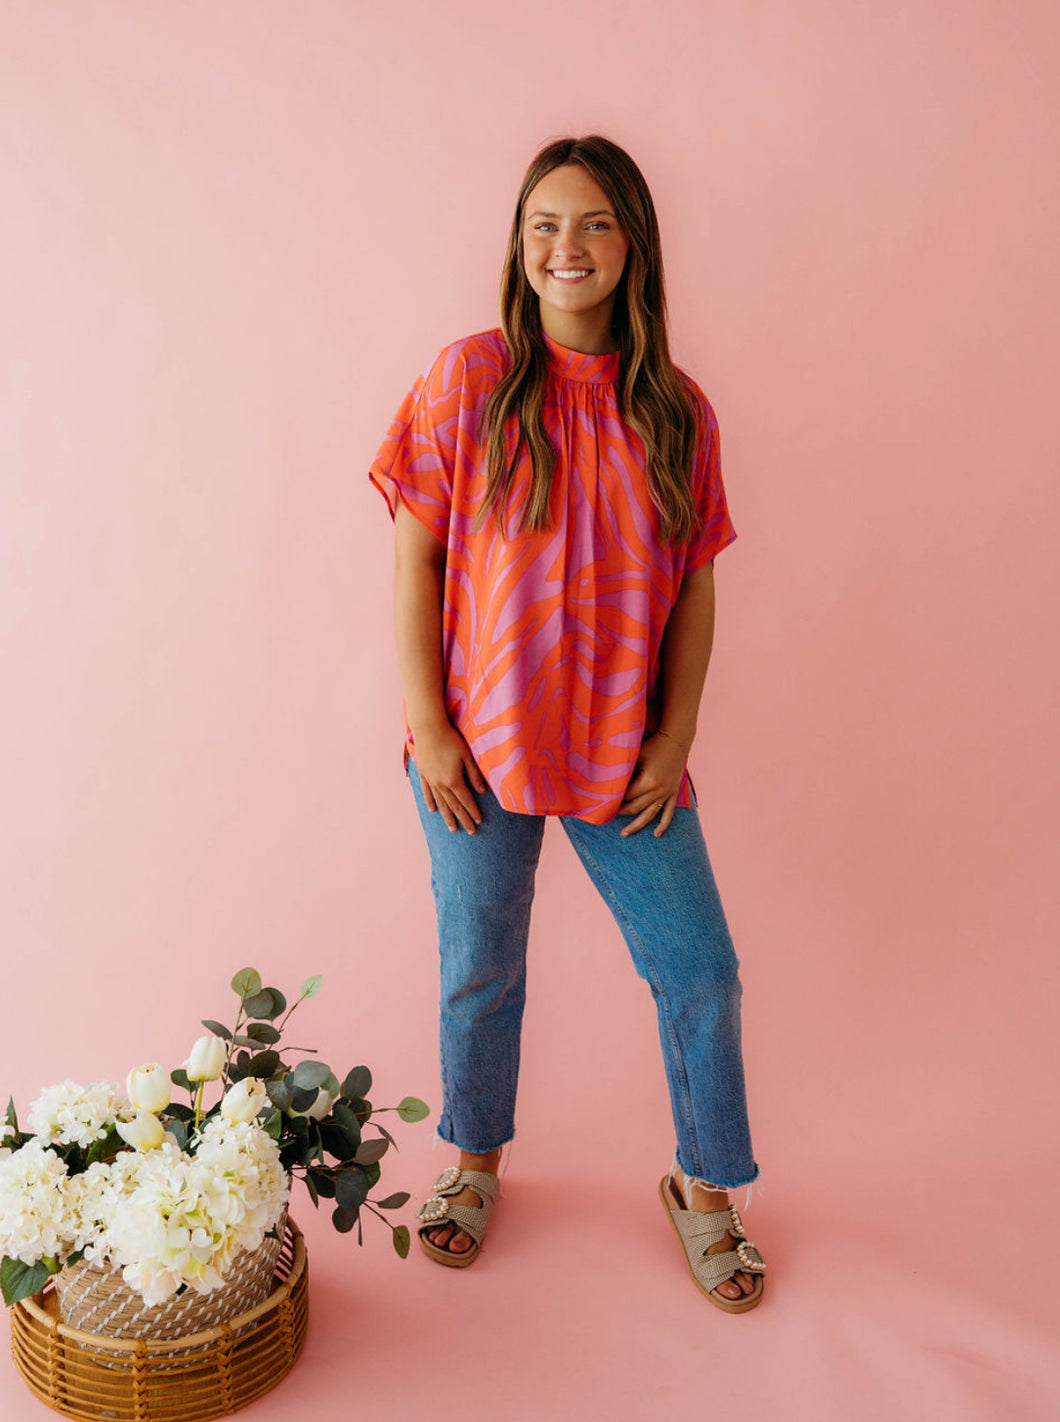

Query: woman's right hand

[413,720,489,833]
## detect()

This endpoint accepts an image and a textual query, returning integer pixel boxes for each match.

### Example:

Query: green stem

[194,1081,205,1132]
[360,1201,394,1233]
[222,1004,246,1081]
[276,997,303,1034]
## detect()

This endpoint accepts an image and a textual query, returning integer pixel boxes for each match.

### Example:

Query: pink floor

[5,1142,1057,1422]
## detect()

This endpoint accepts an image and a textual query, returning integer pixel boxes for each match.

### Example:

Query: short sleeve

[683,391,737,573]
[368,345,462,546]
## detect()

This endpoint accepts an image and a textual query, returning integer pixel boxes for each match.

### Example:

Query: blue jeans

[406,756,760,1191]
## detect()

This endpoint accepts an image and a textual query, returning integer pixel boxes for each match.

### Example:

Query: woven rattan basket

[9,1216,308,1421]
[52,1205,289,1343]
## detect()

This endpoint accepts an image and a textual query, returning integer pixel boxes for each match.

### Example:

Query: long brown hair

[473,134,706,545]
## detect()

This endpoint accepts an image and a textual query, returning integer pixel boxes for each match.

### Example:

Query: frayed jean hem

[672,1153,765,1209]
[432,1123,514,1156]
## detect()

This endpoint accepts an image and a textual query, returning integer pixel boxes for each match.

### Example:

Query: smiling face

[521,163,630,352]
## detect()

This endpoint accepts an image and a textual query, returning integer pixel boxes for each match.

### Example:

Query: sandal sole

[657,1176,765,1314]
[418,1227,481,1267]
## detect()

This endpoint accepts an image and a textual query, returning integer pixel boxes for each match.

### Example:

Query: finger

[620,787,666,816]
[453,782,483,827]
[465,758,489,795]
[620,802,663,838]
[440,788,478,834]
[653,798,678,837]
[433,789,459,832]
[422,779,439,814]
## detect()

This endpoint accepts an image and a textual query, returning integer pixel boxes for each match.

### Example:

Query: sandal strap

[668,1206,739,1250]
[690,1242,767,1292]
[416,1168,498,1246]
[666,1199,767,1290]
[438,1169,499,1205]
[421,1201,491,1247]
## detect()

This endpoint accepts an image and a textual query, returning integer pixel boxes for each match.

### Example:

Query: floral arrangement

[0,968,428,1309]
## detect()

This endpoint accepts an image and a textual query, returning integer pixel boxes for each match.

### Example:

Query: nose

[550,225,587,259]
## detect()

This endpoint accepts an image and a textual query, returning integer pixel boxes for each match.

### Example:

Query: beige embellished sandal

[416,1165,499,1268]
[659,1169,767,1313]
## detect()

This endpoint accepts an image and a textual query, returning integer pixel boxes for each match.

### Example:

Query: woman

[368,134,767,1312]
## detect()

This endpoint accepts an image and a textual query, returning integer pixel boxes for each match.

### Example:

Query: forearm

[656,563,716,749]
[393,553,450,738]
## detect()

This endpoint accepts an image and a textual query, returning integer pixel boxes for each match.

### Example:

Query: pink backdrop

[2,2,1057,1418]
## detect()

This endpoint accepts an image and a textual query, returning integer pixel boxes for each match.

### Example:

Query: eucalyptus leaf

[231,967,262,999]
[312,1171,336,1199]
[266,988,288,1018]
[332,1205,358,1234]
[396,1096,430,1123]
[319,1123,350,1160]
[4,1098,18,1132]
[164,1120,188,1150]
[291,1060,330,1091]
[303,1172,319,1207]
[354,1137,388,1166]
[242,989,277,1019]
[392,1225,411,1259]
[267,1079,293,1112]
[290,1086,320,1114]
[363,1161,381,1188]
[170,1068,192,1093]
[200,1020,232,1041]
[248,1051,281,1079]
[335,1168,369,1209]
[246,1023,281,1045]
[300,974,323,999]
[375,1192,410,1210]
[300,1125,321,1167]
[332,1102,362,1152]
[342,1066,372,1100]
[263,1109,283,1141]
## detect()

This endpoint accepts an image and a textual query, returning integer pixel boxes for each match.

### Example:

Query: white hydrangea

[1,1109,288,1306]
[61,1151,144,1262]
[101,1124,288,1307]
[27,1080,131,1149]
[195,1118,289,1246]
[0,1141,76,1266]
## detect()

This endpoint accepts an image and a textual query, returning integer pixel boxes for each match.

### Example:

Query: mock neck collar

[542,330,620,385]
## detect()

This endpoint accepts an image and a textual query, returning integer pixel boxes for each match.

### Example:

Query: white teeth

[550,269,591,280]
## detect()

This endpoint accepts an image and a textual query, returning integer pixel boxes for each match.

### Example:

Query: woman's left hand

[617,732,689,837]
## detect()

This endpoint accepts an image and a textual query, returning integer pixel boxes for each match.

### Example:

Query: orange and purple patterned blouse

[368,327,737,824]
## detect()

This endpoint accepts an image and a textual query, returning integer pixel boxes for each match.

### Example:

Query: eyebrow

[526,209,615,219]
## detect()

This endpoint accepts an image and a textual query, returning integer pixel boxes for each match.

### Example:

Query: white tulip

[126,1062,170,1114]
[287,1087,335,1122]
[116,1109,165,1151]
[220,1078,267,1125]
[185,1035,226,1083]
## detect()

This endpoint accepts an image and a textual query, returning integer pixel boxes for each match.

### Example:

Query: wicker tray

[9,1217,308,1421]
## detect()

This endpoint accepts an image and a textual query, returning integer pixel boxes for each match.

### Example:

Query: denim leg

[560,806,759,1190]
[407,757,545,1154]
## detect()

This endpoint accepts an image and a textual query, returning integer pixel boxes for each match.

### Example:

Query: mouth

[548,268,593,283]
